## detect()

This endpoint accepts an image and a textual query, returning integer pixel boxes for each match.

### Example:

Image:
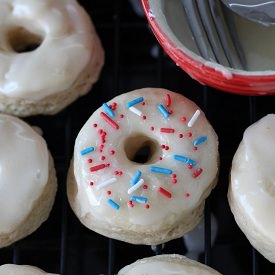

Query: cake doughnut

[67,88,219,245]
[118,254,221,275]
[228,114,275,263]
[0,264,58,275]
[0,0,104,117]
[0,114,57,248]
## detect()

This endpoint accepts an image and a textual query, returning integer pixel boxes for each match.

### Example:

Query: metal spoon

[221,0,275,26]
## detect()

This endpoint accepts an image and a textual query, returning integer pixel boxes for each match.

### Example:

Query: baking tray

[0,1,275,274]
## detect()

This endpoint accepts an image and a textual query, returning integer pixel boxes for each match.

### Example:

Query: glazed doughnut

[229,114,275,263]
[0,114,57,248]
[0,264,58,275]
[118,254,221,275]
[67,88,219,245]
[0,0,104,117]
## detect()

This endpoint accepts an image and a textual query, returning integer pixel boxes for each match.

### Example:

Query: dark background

[1,1,275,274]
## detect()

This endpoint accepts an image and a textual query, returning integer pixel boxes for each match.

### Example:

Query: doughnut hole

[124,134,160,164]
[7,27,43,53]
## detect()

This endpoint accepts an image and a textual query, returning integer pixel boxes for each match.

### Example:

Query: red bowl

[142,0,275,96]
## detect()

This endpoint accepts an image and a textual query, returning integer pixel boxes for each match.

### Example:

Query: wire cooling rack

[1,1,275,274]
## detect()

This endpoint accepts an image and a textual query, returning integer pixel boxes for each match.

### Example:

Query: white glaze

[73,88,219,228]
[118,255,221,275]
[0,264,58,275]
[0,114,48,233]
[230,114,275,243]
[0,0,94,100]
[150,0,275,72]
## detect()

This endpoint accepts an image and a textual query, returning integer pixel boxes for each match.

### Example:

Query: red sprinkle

[145,204,150,209]
[168,109,173,115]
[150,126,155,131]
[172,179,177,184]
[193,146,198,151]
[179,134,184,139]
[188,164,193,170]
[158,187,172,198]
[89,181,94,186]
[98,129,103,135]
[93,123,97,128]
[159,157,163,161]
[90,164,106,172]
[185,192,190,198]
[141,102,145,106]
[165,146,169,150]
[87,158,93,163]
[101,156,106,161]
[187,132,192,137]
[192,168,203,178]
[166,94,171,107]
[107,190,112,195]
[110,150,115,155]
[128,200,134,208]
[120,114,124,118]
[142,115,147,120]
[143,184,148,189]
[181,117,187,123]
[172,173,177,178]
[161,144,166,149]
[160,128,175,133]
[100,112,119,129]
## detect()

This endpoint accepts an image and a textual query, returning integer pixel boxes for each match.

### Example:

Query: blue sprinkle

[150,166,173,174]
[126,97,144,108]
[157,104,169,118]
[193,136,208,146]
[131,196,148,204]
[107,199,120,210]
[80,146,95,155]
[102,103,115,117]
[174,155,197,166]
[131,170,142,186]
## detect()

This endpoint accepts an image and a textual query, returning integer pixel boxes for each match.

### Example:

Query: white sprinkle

[128,178,145,194]
[96,177,117,190]
[129,106,143,117]
[188,110,201,128]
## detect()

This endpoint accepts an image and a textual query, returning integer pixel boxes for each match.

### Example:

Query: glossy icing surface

[0,264,57,275]
[73,88,219,227]
[118,255,221,275]
[0,115,48,233]
[231,114,275,241]
[0,0,93,100]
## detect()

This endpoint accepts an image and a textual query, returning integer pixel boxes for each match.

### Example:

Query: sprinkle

[107,199,120,210]
[128,178,144,194]
[158,187,172,198]
[101,156,106,161]
[131,170,142,185]
[90,164,106,172]
[179,133,184,138]
[129,106,142,116]
[142,115,147,120]
[100,112,119,129]
[96,177,117,190]
[126,97,144,108]
[87,158,93,163]
[89,181,94,186]
[193,136,207,146]
[157,104,170,118]
[150,166,173,174]
[166,94,171,107]
[103,103,115,117]
[185,192,190,198]
[93,123,97,128]
[160,128,175,133]
[130,196,148,204]
[188,110,201,127]
[120,114,124,118]
[187,132,192,138]
[150,126,155,131]
[80,146,94,155]
[128,200,134,208]
[181,116,187,123]
[145,204,150,209]
[192,168,203,178]
[143,184,148,189]
[165,146,169,150]
[107,190,112,195]
[174,155,197,166]
[110,150,115,155]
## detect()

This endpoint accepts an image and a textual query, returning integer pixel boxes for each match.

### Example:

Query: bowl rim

[141,0,275,95]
